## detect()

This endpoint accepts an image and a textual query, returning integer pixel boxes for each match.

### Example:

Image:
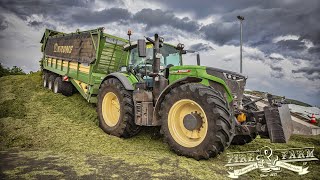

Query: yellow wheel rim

[102,92,120,127]
[168,99,208,148]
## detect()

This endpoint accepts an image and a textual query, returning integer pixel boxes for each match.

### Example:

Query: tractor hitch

[237,94,293,143]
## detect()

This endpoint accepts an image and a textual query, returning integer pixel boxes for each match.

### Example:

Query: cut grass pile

[0,73,320,179]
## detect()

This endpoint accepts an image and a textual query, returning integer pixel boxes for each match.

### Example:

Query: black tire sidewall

[61,81,73,96]
[97,80,126,135]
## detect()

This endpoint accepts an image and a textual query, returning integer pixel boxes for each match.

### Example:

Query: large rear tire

[231,95,258,145]
[97,78,140,138]
[160,83,234,160]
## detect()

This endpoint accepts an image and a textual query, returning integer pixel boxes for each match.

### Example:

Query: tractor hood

[169,65,246,105]
[206,67,247,106]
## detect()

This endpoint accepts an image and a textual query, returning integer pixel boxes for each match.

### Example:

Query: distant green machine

[40,28,293,160]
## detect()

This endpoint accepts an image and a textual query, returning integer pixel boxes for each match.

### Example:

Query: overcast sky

[0,0,319,106]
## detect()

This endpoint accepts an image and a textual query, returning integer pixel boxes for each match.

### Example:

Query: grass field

[0,73,319,179]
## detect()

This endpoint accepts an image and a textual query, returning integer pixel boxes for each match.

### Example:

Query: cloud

[268,53,284,61]
[200,22,238,45]
[276,39,307,51]
[270,72,284,79]
[26,20,56,30]
[71,8,131,25]
[270,64,284,79]
[270,64,282,72]
[308,46,320,54]
[132,9,199,32]
[292,67,320,80]
[189,43,214,52]
[0,0,200,33]
[0,0,94,21]
[0,14,8,30]
[28,21,42,27]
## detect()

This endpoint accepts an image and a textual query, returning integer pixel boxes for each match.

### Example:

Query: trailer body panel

[41,28,129,102]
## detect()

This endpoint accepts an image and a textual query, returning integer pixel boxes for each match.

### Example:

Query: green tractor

[96,33,293,160]
[40,28,293,160]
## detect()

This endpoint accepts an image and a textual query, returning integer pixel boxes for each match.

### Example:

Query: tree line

[0,63,26,77]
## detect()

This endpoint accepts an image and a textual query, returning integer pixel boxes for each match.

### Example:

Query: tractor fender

[101,72,134,91]
[153,77,202,123]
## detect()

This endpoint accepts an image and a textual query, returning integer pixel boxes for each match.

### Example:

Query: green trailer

[41,27,133,102]
[40,28,293,160]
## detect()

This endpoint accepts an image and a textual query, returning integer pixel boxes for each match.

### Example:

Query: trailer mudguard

[102,72,135,90]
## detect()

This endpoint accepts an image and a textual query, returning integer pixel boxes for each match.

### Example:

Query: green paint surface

[168,65,233,102]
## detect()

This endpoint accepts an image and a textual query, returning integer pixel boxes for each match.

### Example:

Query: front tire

[160,83,234,160]
[97,78,140,138]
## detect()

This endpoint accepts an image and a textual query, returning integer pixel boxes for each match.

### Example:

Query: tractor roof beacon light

[237,15,244,74]
[176,43,185,50]
[127,29,132,46]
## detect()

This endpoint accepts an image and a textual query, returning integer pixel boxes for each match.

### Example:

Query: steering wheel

[133,59,166,74]
[132,59,153,76]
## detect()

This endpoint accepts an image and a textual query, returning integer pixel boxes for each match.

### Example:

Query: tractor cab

[124,41,181,87]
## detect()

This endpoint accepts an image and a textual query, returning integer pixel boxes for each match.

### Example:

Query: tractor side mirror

[137,39,146,57]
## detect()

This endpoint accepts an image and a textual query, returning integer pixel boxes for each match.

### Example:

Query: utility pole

[237,15,244,74]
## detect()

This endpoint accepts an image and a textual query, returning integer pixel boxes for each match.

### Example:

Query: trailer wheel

[48,74,57,90]
[43,72,50,88]
[231,96,258,145]
[159,83,234,160]
[97,78,140,138]
[53,77,63,93]
[60,81,73,96]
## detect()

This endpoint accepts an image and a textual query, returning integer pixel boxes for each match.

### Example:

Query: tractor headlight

[223,73,243,81]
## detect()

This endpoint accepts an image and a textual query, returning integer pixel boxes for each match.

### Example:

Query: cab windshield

[129,44,181,69]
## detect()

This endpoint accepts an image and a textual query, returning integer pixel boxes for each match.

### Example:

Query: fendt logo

[225,146,318,178]
[53,43,73,54]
